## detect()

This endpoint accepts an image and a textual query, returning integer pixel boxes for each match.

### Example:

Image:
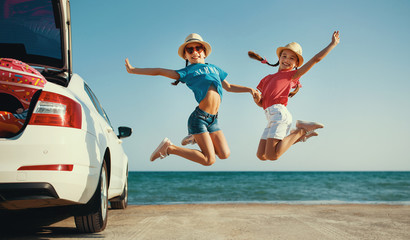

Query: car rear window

[0,0,63,68]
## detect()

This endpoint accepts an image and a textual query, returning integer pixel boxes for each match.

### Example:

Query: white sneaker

[150,138,172,162]
[299,131,319,142]
[290,129,318,143]
[296,120,324,132]
[181,135,196,146]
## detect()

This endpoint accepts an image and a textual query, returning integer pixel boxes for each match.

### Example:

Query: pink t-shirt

[257,70,301,109]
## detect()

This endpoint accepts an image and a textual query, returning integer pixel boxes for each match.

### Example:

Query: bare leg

[167,132,218,166]
[256,139,268,160]
[209,130,230,159]
[257,128,306,161]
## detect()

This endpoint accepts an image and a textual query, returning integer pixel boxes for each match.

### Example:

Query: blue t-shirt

[176,63,228,104]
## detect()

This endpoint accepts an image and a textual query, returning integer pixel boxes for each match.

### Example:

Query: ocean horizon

[127,171,410,205]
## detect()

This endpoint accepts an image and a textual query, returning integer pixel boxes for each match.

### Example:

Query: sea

[127,171,410,205]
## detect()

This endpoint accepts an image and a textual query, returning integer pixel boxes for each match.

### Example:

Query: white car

[0,0,131,233]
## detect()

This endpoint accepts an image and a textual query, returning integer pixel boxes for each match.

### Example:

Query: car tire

[110,170,128,209]
[74,161,108,233]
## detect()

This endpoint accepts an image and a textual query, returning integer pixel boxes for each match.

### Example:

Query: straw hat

[276,42,304,67]
[178,33,212,59]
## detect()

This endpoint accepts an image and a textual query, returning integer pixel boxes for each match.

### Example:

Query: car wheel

[74,161,108,233]
[110,170,128,209]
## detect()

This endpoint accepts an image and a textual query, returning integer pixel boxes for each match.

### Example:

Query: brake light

[29,91,82,129]
[18,164,74,171]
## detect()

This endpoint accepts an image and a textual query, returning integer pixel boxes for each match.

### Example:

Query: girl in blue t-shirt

[125,33,260,166]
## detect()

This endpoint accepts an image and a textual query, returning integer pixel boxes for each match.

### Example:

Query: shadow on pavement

[0,207,102,239]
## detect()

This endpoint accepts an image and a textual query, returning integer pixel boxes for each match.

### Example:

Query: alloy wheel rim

[101,167,108,221]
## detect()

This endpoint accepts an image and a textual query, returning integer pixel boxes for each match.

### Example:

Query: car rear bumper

[0,126,103,209]
[0,182,73,210]
[0,182,59,200]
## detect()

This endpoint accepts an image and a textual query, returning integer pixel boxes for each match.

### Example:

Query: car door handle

[106,127,113,133]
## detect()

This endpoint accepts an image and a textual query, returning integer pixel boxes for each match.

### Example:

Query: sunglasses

[185,46,204,54]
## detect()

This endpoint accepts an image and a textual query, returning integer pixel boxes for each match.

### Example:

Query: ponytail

[248,51,279,67]
[172,59,189,86]
[288,85,300,98]
[248,51,299,98]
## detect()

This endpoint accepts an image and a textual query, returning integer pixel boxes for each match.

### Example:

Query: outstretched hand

[251,89,262,104]
[332,31,340,46]
[125,58,134,73]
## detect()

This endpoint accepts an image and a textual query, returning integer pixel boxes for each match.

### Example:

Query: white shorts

[261,104,292,140]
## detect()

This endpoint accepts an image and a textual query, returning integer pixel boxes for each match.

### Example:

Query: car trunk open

[0,0,72,138]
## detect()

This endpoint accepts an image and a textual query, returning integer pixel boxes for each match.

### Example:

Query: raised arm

[125,58,180,80]
[293,31,340,80]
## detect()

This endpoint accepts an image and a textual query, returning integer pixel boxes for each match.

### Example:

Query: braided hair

[171,59,188,86]
[248,51,299,98]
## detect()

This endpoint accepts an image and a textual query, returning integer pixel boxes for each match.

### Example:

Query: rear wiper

[35,67,69,87]
[37,67,67,76]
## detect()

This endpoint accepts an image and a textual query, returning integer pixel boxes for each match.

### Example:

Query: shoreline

[127,201,410,205]
[2,203,409,239]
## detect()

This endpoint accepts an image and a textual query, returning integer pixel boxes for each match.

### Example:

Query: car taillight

[29,91,82,129]
[18,164,74,171]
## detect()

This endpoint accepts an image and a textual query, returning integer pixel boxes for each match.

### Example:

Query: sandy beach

[1,204,409,239]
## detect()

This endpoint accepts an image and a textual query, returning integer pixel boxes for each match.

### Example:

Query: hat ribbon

[186,38,202,43]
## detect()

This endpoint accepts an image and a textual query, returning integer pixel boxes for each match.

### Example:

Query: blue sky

[70,0,410,171]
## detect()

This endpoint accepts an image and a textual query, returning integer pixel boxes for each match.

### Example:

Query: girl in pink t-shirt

[250,31,340,161]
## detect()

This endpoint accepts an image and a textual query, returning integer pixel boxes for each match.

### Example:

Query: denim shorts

[188,107,221,135]
[261,104,292,140]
